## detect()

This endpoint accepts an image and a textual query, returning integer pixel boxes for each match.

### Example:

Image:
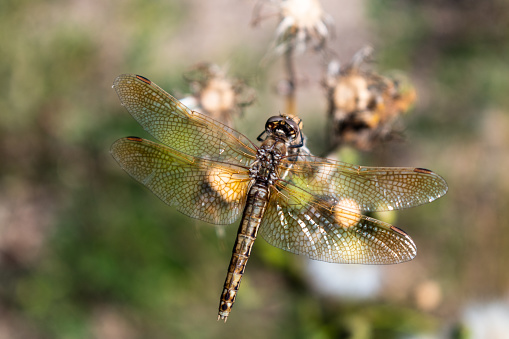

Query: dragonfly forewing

[278,157,448,212]
[113,74,258,167]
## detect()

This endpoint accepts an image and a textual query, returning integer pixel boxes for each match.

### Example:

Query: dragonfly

[110,74,448,322]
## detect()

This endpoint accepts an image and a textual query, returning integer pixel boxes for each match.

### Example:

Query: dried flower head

[325,47,417,151]
[181,63,256,127]
[253,0,334,55]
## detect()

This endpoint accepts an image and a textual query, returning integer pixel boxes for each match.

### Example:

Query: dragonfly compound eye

[265,116,301,140]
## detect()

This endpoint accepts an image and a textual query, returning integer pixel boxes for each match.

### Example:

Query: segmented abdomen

[218,183,269,321]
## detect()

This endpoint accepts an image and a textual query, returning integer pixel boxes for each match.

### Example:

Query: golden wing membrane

[111,137,252,225]
[280,155,448,212]
[259,183,417,264]
[113,74,257,167]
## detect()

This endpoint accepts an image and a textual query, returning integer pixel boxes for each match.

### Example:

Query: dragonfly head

[260,115,303,147]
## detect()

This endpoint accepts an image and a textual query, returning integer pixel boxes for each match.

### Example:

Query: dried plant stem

[284,46,296,116]
[321,90,340,157]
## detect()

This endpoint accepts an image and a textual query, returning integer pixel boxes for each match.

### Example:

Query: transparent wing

[111,137,252,225]
[280,154,448,212]
[259,182,417,264]
[113,74,257,167]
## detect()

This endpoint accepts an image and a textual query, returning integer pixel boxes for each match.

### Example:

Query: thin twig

[284,45,296,116]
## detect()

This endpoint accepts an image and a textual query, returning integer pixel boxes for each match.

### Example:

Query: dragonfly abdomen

[218,183,270,322]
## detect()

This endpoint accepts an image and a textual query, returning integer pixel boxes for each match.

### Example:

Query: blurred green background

[1,0,509,338]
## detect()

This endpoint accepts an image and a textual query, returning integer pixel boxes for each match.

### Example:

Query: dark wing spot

[135,75,151,84]
[414,167,432,174]
[126,136,143,142]
[390,225,409,236]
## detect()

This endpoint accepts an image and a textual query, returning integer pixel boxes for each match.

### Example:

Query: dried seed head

[206,168,245,203]
[182,63,255,126]
[255,0,334,55]
[325,47,417,150]
[200,78,236,114]
[333,198,362,229]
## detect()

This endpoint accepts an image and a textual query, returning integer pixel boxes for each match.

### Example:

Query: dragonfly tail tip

[217,314,228,323]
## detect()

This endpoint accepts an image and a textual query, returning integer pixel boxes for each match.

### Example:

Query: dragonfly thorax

[249,138,287,185]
